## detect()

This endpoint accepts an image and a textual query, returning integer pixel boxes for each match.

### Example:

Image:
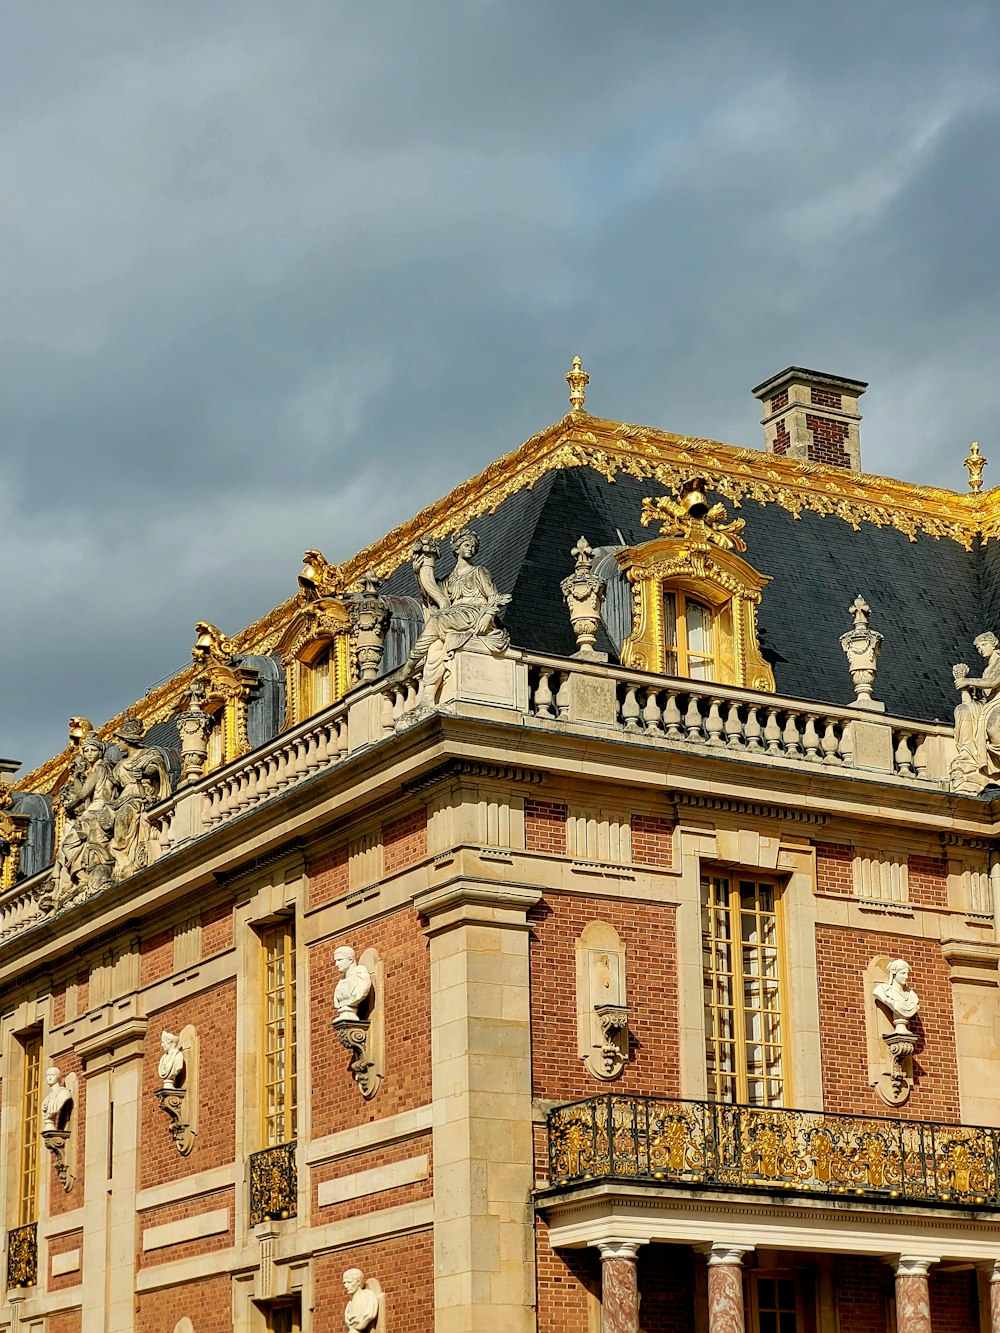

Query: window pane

[685,599,714,654]
[663,593,678,648]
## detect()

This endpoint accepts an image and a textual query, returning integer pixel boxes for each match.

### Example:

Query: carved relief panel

[575,921,629,1081]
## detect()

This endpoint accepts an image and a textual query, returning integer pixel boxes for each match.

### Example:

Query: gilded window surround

[15,409,995,797]
[275,598,353,728]
[617,535,775,691]
[0,795,29,892]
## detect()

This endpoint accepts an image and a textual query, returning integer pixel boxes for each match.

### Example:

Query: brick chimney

[751,367,867,471]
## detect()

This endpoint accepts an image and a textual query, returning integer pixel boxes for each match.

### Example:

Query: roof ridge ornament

[298,548,343,602]
[640,477,747,552]
[964,441,987,494]
[565,356,589,412]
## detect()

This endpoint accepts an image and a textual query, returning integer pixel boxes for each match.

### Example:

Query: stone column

[894,1256,934,1333]
[595,1240,644,1333]
[707,1244,750,1333]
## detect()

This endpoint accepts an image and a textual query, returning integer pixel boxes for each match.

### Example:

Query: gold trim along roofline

[15,408,997,795]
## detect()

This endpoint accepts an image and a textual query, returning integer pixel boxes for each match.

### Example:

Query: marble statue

[334,946,373,1021]
[158,1031,185,1089]
[47,732,117,908]
[41,1067,72,1132]
[106,717,172,882]
[873,958,920,1033]
[950,632,1000,794]
[343,1269,380,1331]
[407,530,511,705]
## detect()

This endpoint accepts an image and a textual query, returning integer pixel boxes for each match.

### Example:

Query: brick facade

[309,842,349,909]
[529,890,680,1102]
[135,1186,235,1269]
[314,1231,434,1333]
[630,813,674,867]
[382,808,427,872]
[805,412,851,467]
[525,798,568,854]
[815,841,852,895]
[310,1132,432,1225]
[907,854,949,908]
[136,1275,232,1332]
[815,926,961,1120]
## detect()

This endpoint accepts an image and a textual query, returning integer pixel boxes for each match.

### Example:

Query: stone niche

[575,921,629,1081]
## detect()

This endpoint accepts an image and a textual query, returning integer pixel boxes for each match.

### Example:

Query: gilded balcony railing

[249,1141,298,1227]
[547,1096,1000,1209]
[6,1222,37,1288]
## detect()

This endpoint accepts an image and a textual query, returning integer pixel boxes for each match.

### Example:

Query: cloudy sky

[3,2,1000,774]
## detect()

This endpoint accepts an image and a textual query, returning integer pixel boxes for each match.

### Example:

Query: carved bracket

[334,1016,381,1100]
[591,1003,630,1080]
[153,1086,196,1155]
[42,1130,75,1192]
[878,1029,918,1106]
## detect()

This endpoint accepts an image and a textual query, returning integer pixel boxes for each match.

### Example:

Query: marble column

[707,1244,750,1333]
[596,1240,645,1333]
[894,1256,934,1333]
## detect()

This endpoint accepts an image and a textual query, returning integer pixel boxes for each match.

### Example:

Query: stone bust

[873,958,920,1033]
[41,1067,72,1132]
[343,1268,379,1331]
[158,1031,185,1089]
[334,947,373,1021]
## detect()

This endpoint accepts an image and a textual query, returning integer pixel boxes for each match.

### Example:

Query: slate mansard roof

[15,403,1000,795]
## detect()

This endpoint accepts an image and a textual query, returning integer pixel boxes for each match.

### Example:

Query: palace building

[3,360,1000,1333]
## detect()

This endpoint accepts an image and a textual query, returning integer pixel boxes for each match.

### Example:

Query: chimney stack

[752,367,867,471]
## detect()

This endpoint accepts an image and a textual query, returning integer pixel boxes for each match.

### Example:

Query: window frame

[702,872,788,1108]
[18,1034,42,1226]
[261,920,298,1148]
[662,588,721,681]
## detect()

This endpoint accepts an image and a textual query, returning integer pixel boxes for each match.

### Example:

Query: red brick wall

[773,418,791,456]
[815,927,961,1120]
[47,1314,82,1333]
[52,982,66,1028]
[535,1215,599,1331]
[631,814,674,868]
[202,901,233,955]
[48,1051,84,1217]
[836,1256,892,1333]
[530,891,680,1101]
[930,1270,978,1333]
[314,1230,433,1333]
[137,1275,232,1332]
[383,809,427,873]
[140,981,236,1189]
[805,413,851,467]
[907,855,948,908]
[136,1186,234,1269]
[309,844,349,909]
[140,929,174,988]
[310,908,431,1138]
[638,1244,697,1333]
[311,1132,432,1225]
[810,387,843,409]
[815,842,852,895]
[525,799,567,855]
[770,390,789,411]
[47,1229,83,1293]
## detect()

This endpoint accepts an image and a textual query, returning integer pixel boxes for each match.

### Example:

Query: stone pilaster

[707,1244,750,1333]
[594,1240,644,1333]
[894,1256,934,1333]
[415,881,541,1333]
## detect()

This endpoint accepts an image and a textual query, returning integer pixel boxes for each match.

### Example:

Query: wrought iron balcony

[249,1141,298,1227]
[547,1095,1000,1210]
[6,1222,37,1288]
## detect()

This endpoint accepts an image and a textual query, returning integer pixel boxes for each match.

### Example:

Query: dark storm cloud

[3,1,1000,772]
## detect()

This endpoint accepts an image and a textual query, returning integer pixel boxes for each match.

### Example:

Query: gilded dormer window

[616,480,775,692]
[277,550,353,726]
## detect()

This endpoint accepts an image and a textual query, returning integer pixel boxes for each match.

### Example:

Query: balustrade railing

[249,1141,298,1226]
[547,1095,1000,1209]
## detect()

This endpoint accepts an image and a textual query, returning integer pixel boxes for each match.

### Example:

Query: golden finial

[964,441,987,494]
[566,356,589,411]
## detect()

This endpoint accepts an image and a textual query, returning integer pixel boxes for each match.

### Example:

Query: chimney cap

[751,365,868,401]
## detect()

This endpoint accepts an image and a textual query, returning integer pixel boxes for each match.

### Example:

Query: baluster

[555,674,570,720]
[380,691,395,734]
[534,671,555,719]
[663,690,683,739]
[839,720,854,766]
[642,687,663,734]
[337,717,350,758]
[802,714,821,760]
[782,712,802,758]
[894,731,915,778]
[912,735,928,779]
[706,698,725,745]
[764,708,783,756]
[405,680,420,712]
[724,701,744,748]
[821,719,841,764]
[315,724,330,766]
[621,686,642,731]
[743,705,763,752]
[684,693,704,742]
[392,685,407,729]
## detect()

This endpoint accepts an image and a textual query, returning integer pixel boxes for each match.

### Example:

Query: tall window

[748,1275,800,1333]
[19,1036,42,1225]
[267,1301,302,1333]
[300,644,335,718]
[663,591,718,680]
[702,875,784,1106]
[262,922,297,1146]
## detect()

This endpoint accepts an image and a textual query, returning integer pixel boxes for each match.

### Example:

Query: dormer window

[299,641,336,717]
[663,591,717,681]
